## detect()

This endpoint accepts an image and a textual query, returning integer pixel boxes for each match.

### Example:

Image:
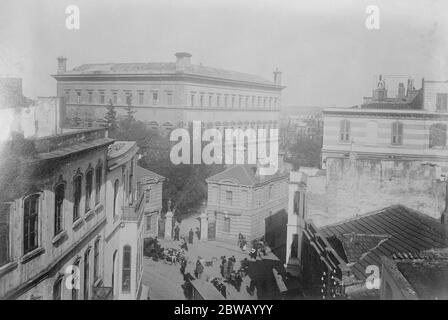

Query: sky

[0,0,447,109]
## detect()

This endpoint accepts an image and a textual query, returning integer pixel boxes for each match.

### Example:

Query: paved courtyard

[142,212,299,300]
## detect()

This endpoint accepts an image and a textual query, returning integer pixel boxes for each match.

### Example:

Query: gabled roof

[319,205,448,281]
[206,165,288,187]
[136,165,165,184]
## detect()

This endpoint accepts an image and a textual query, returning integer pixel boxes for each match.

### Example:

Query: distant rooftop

[53,53,284,88]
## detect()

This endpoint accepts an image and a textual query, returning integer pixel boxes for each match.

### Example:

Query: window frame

[54,181,66,236]
[225,190,233,206]
[73,172,83,222]
[429,123,447,148]
[95,162,102,205]
[122,245,132,293]
[339,119,351,142]
[391,121,404,145]
[85,168,93,212]
[23,194,40,255]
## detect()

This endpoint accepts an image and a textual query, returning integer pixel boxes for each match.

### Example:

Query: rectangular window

[225,191,233,206]
[245,96,249,108]
[231,96,235,108]
[138,92,144,105]
[54,184,65,235]
[223,217,230,233]
[125,92,132,105]
[76,91,81,104]
[209,95,212,107]
[95,165,102,205]
[200,94,204,107]
[224,95,228,107]
[99,92,105,104]
[258,96,261,106]
[340,119,351,142]
[191,94,195,107]
[88,91,93,103]
[430,123,447,148]
[113,92,118,104]
[391,122,403,145]
[23,194,39,254]
[216,95,221,107]
[146,214,151,231]
[436,93,448,112]
[167,93,173,105]
[152,92,158,105]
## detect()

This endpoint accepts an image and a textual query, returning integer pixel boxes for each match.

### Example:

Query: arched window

[73,174,82,221]
[391,121,403,145]
[113,179,119,218]
[122,245,132,292]
[53,276,63,300]
[54,183,65,235]
[339,119,351,142]
[23,194,39,254]
[429,123,447,148]
[85,168,93,212]
[84,248,90,300]
[95,163,102,204]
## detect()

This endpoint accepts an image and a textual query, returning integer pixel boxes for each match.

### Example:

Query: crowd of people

[149,219,269,299]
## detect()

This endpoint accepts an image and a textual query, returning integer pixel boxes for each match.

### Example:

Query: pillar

[165,211,173,240]
[200,212,208,241]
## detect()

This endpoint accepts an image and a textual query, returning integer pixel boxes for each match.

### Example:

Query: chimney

[57,56,67,74]
[175,52,192,72]
[397,83,406,100]
[273,68,282,85]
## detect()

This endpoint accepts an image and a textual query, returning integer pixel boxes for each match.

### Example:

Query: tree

[287,137,321,170]
[105,99,118,133]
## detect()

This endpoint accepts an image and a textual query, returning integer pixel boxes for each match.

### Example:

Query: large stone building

[321,76,448,221]
[204,162,288,244]
[0,86,154,300]
[52,53,285,133]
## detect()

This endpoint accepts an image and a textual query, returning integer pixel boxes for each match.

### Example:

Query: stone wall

[312,158,447,226]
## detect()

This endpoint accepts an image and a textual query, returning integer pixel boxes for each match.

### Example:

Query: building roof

[361,89,423,110]
[107,141,139,170]
[136,165,165,183]
[60,62,279,87]
[319,205,448,281]
[385,248,448,300]
[206,164,288,187]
